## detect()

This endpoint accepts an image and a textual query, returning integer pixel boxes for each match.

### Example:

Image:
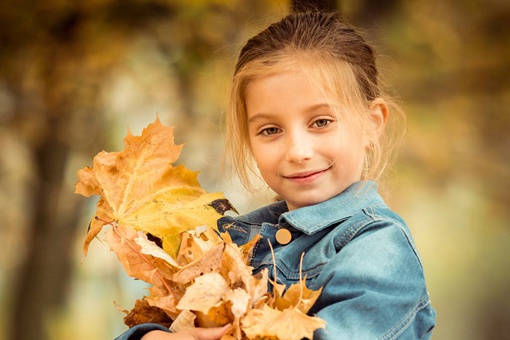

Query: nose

[285,131,313,163]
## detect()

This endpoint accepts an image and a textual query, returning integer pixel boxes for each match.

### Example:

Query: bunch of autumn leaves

[75,118,326,340]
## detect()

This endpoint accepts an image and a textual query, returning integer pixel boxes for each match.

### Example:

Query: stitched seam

[278,257,324,280]
[250,231,264,266]
[335,206,386,249]
[397,225,425,268]
[369,215,425,269]
[223,223,248,234]
[379,295,431,340]
[361,208,425,269]
[335,217,373,249]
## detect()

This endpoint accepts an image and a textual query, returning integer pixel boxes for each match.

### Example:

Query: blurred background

[0,0,508,339]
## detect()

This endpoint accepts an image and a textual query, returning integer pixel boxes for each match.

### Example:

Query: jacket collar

[234,181,386,235]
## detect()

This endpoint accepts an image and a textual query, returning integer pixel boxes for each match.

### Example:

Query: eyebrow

[248,113,272,123]
[248,103,336,123]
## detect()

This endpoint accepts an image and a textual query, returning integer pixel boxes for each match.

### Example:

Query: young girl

[116,11,436,340]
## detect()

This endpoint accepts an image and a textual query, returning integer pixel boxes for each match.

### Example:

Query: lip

[284,166,331,183]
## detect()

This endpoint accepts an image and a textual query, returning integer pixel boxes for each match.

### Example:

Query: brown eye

[260,127,280,136]
[313,119,331,128]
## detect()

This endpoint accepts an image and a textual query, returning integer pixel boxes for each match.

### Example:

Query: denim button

[275,228,292,245]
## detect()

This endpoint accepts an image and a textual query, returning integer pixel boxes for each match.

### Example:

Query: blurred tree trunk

[12,119,85,340]
[7,8,105,340]
[3,3,133,340]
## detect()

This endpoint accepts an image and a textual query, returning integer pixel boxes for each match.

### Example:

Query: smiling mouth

[284,165,332,180]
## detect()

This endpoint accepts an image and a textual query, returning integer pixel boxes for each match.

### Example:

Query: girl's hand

[140,324,231,340]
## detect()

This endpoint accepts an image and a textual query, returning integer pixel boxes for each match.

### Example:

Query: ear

[368,98,389,141]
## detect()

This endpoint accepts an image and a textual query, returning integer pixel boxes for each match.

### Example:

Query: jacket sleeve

[311,219,436,339]
[114,323,171,340]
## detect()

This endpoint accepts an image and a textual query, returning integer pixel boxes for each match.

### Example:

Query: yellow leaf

[75,117,233,257]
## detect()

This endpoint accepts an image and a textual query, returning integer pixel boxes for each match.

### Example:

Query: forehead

[245,69,337,114]
[242,53,358,103]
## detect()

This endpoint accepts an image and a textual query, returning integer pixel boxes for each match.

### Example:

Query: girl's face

[245,69,368,210]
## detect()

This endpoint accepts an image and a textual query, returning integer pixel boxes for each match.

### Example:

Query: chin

[287,196,327,210]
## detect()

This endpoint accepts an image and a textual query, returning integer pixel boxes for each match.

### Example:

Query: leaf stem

[267,239,278,287]
[95,216,115,224]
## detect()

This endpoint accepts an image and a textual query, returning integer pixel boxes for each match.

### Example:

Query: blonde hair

[225,11,405,192]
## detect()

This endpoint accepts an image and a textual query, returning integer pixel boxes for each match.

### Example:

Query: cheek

[250,142,268,168]
[253,149,272,171]
[249,140,262,163]
[252,144,281,178]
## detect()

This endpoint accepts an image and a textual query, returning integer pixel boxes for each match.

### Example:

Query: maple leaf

[75,117,234,257]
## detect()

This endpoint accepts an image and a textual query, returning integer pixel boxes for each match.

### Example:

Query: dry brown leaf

[122,298,173,329]
[146,291,180,320]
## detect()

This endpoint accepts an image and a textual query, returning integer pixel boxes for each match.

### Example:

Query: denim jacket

[115,181,436,340]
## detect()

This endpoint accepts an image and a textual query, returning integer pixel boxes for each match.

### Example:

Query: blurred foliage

[0,0,509,339]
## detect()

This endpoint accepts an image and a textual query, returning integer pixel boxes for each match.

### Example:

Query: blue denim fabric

[114,323,170,340]
[217,181,436,339]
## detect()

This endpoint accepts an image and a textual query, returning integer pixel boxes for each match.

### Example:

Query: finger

[194,324,232,340]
